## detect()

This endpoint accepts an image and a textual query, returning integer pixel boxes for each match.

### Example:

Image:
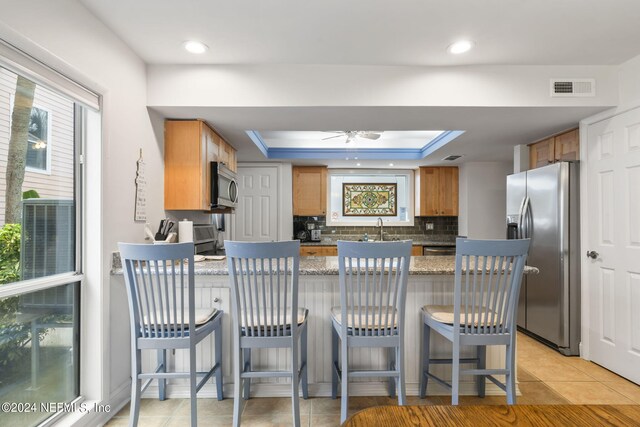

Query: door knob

[586,250,599,259]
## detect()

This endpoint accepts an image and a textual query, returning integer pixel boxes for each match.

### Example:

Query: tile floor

[105,333,640,426]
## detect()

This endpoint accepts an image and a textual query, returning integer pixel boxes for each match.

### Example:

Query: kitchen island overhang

[110,255,538,399]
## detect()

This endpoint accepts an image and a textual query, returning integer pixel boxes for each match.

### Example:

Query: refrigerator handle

[518,196,529,239]
[517,196,527,239]
[523,197,532,239]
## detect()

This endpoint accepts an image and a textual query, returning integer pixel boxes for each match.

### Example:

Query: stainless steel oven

[210,162,238,209]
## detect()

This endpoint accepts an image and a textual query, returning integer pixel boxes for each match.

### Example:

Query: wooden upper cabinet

[438,167,459,216]
[164,119,237,210]
[529,129,579,169]
[419,167,459,216]
[292,166,327,216]
[529,137,555,169]
[554,129,579,162]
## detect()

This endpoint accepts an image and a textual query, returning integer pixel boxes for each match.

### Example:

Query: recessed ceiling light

[183,40,208,54]
[447,40,474,55]
[356,163,361,166]
[389,163,394,167]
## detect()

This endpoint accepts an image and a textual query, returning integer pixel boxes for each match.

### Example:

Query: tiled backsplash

[294,216,458,241]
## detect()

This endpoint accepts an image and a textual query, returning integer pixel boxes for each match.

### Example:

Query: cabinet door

[322,246,338,256]
[419,167,439,216]
[293,166,327,216]
[228,145,237,172]
[438,167,459,216]
[165,120,206,210]
[300,246,337,256]
[554,129,579,161]
[529,137,555,169]
[204,125,219,209]
[218,139,230,166]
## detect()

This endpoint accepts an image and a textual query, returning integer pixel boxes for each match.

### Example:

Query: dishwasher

[422,245,456,256]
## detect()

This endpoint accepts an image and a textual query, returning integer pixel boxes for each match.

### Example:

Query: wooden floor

[105,333,640,426]
[343,405,640,427]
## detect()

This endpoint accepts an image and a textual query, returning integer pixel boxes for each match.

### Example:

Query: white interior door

[586,107,640,384]
[234,165,279,241]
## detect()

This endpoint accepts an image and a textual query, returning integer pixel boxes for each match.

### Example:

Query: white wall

[619,53,640,109]
[0,0,164,422]
[458,162,512,239]
[148,64,619,108]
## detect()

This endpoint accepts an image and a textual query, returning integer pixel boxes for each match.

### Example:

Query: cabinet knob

[213,297,220,303]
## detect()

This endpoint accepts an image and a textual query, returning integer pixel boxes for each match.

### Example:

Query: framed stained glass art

[342,183,397,216]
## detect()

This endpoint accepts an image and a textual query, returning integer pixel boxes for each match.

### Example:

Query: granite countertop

[112,254,538,276]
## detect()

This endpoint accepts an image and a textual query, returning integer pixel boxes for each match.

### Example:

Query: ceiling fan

[322,130,383,143]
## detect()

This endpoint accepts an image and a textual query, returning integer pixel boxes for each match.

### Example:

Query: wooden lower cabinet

[300,246,337,256]
[301,245,423,256]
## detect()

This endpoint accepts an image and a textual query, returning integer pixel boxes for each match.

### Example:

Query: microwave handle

[210,162,216,208]
[229,179,239,203]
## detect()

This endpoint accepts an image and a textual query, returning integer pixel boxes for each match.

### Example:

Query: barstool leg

[301,323,309,399]
[477,345,486,398]
[387,347,396,398]
[243,348,251,400]
[331,326,339,399]
[419,322,431,398]
[340,338,349,424]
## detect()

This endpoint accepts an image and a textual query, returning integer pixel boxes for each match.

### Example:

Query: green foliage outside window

[0,223,21,285]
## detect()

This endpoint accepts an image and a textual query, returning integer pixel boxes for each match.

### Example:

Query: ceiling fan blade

[360,133,381,140]
[322,135,344,140]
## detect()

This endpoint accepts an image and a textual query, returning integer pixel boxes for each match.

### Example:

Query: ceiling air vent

[550,79,595,97]
[442,155,462,161]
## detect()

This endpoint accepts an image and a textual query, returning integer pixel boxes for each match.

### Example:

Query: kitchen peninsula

[111,255,538,399]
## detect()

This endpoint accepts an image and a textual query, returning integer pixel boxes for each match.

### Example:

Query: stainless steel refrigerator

[506,162,580,355]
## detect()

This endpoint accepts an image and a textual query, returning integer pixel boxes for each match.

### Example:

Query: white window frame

[1,41,102,426]
[326,168,415,227]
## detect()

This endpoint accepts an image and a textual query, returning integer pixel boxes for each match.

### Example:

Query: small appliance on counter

[306,222,322,242]
[193,224,217,255]
[293,220,308,241]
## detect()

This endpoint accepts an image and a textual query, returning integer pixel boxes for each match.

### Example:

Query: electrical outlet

[426,223,434,230]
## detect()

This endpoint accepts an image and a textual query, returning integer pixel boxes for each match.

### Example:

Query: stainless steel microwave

[210,162,238,209]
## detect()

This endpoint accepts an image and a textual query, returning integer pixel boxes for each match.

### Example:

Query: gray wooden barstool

[119,242,223,427]
[419,238,530,405]
[225,240,309,427]
[332,240,412,423]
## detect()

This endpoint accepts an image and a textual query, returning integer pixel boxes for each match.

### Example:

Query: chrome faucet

[377,217,384,241]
